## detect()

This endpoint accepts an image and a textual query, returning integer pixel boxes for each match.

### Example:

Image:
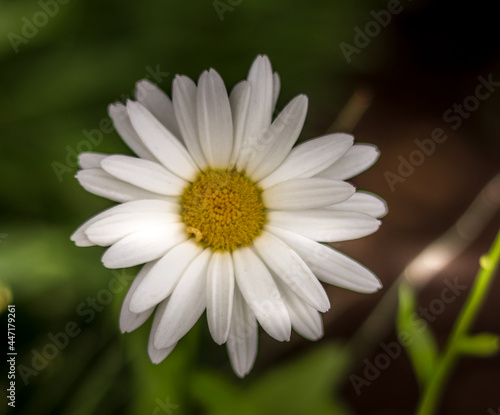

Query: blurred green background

[1,0,500,414]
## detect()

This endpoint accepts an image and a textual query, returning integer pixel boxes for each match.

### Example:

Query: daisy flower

[71,55,386,377]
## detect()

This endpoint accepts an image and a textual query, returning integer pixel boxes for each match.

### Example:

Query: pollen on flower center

[180,169,267,252]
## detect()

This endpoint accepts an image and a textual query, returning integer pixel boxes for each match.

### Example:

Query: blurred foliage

[397,281,438,387]
[191,343,352,415]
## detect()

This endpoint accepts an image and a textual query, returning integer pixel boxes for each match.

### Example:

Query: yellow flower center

[180,169,267,252]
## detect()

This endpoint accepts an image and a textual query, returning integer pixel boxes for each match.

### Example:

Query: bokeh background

[1,0,500,414]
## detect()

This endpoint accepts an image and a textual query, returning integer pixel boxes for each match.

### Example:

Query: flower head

[71,55,386,377]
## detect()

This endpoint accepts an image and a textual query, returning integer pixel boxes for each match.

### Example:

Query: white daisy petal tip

[135,79,154,94]
[125,98,137,110]
[252,54,271,68]
[197,67,233,169]
[353,144,380,172]
[363,273,383,293]
[327,191,388,219]
[233,355,256,378]
[336,132,354,147]
[119,308,153,334]
[70,227,93,247]
[363,192,388,218]
[233,247,292,342]
[283,286,325,341]
[149,344,176,365]
[234,368,249,378]
[197,69,208,84]
[258,132,355,189]
[78,152,108,169]
[373,194,388,218]
[107,102,122,116]
[317,143,380,181]
[272,71,281,107]
[147,300,178,363]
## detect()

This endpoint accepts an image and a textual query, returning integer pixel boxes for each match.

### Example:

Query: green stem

[416,229,500,415]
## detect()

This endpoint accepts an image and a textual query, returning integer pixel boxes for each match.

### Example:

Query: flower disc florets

[180,169,266,252]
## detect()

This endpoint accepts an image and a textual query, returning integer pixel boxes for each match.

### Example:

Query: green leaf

[456,333,499,357]
[190,343,352,415]
[191,371,258,415]
[127,322,201,415]
[397,282,439,387]
[248,343,353,415]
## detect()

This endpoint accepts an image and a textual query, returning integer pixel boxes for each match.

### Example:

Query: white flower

[71,55,386,377]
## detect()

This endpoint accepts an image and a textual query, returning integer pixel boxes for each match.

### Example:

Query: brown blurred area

[260,1,500,414]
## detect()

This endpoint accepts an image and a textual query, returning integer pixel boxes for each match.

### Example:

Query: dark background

[1,0,499,414]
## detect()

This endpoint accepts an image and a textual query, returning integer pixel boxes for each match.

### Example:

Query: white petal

[71,199,180,247]
[228,80,251,168]
[326,191,387,218]
[148,299,177,364]
[206,252,234,345]
[246,95,308,181]
[197,69,233,169]
[226,287,258,378]
[279,281,323,341]
[127,101,198,181]
[247,55,274,125]
[78,152,107,169]
[149,339,176,364]
[135,80,182,140]
[71,217,100,247]
[236,55,274,171]
[71,228,94,247]
[85,211,181,246]
[119,262,155,333]
[108,103,156,160]
[267,225,382,293]
[102,223,187,269]
[258,133,354,189]
[253,231,330,312]
[101,155,188,196]
[272,72,280,109]
[315,144,379,180]
[75,169,175,203]
[154,249,212,349]
[129,239,203,313]
[268,209,380,242]
[262,178,355,211]
[232,247,291,342]
[172,75,208,169]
